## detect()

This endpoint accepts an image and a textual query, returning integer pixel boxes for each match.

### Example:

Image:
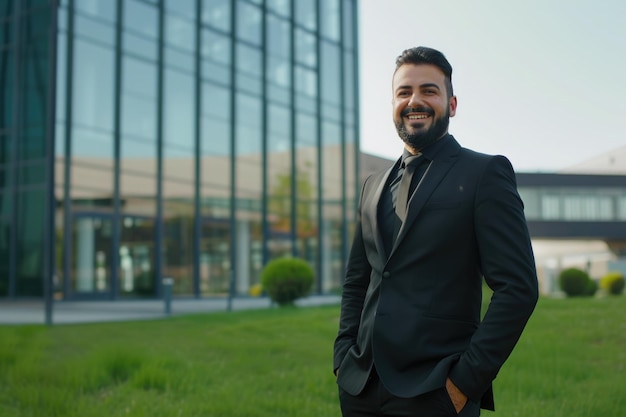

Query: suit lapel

[365,162,397,260]
[389,138,460,256]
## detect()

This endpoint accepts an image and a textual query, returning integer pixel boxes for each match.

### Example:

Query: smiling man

[333,47,539,416]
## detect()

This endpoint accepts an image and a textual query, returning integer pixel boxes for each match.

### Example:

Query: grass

[0,295,624,417]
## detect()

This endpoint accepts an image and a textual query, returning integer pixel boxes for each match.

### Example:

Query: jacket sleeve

[448,155,539,401]
[333,177,373,373]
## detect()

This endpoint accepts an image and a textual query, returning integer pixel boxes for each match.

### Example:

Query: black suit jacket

[333,136,538,411]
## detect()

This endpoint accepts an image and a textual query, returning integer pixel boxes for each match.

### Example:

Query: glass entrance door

[70,214,113,298]
[119,216,156,297]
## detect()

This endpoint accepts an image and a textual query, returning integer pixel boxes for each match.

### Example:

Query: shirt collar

[401,133,451,163]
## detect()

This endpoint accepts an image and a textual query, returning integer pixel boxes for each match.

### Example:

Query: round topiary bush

[260,257,314,306]
[600,272,625,295]
[558,268,593,297]
[585,278,598,297]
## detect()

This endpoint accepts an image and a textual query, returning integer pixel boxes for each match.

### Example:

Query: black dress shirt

[378,135,451,254]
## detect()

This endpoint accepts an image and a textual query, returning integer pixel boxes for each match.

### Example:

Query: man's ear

[449,96,457,117]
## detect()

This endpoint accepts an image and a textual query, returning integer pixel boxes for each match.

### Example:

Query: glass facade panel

[267,103,293,257]
[74,0,116,22]
[165,0,195,19]
[119,216,156,297]
[74,14,115,47]
[267,0,290,17]
[16,189,45,296]
[166,13,195,53]
[295,0,316,31]
[343,51,356,111]
[1,2,54,297]
[235,93,262,154]
[320,0,340,41]
[321,41,341,106]
[201,29,231,85]
[3,0,360,301]
[200,77,232,294]
[236,1,261,45]
[70,215,112,295]
[72,39,114,132]
[321,120,343,291]
[267,15,290,58]
[236,42,262,95]
[0,219,8,296]
[235,92,263,293]
[163,66,195,294]
[342,0,355,49]
[202,0,231,32]
[124,0,158,38]
[0,51,14,133]
[123,32,157,62]
[164,69,194,150]
[295,28,316,67]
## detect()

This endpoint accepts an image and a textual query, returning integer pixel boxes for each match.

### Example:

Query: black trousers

[338,370,480,417]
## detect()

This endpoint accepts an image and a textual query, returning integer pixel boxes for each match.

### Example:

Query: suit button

[382,271,390,279]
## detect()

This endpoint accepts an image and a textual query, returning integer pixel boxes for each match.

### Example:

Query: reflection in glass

[166,14,194,52]
[236,1,262,45]
[164,69,194,150]
[124,0,157,38]
[295,28,316,67]
[118,216,156,296]
[295,0,316,30]
[267,0,290,17]
[202,0,231,32]
[321,41,341,105]
[70,216,112,294]
[72,39,114,131]
[320,0,340,41]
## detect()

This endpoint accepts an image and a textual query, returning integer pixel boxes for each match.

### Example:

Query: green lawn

[0,295,624,417]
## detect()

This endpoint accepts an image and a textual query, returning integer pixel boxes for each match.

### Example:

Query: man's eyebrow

[394,84,412,92]
[394,83,441,92]
[420,83,441,90]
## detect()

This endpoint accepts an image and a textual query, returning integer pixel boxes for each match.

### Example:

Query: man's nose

[408,94,423,108]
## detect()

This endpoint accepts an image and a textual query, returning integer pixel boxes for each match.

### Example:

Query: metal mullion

[61,0,74,299]
[155,0,165,296]
[110,0,123,299]
[261,0,269,266]
[43,0,60,323]
[339,0,349,285]
[192,0,202,297]
[7,0,22,298]
[228,0,237,304]
[314,0,322,293]
[289,0,297,257]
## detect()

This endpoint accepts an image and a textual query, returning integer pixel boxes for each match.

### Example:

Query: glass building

[0,0,360,300]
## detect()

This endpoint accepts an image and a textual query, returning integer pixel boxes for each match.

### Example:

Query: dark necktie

[394,154,424,222]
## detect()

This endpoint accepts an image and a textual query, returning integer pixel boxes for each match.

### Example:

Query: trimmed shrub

[585,278,598,297]
[260,257,314,306]
[558,268,593,297]
[600,272,625,296]
[248,283,263,297]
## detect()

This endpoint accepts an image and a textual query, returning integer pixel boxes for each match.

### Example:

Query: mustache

[401,106,434,117]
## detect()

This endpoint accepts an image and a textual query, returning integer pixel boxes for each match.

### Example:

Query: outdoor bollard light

[163,277,174,315]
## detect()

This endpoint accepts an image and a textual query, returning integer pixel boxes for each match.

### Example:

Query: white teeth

[408,114,429,120]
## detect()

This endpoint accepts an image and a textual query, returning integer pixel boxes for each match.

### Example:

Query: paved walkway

[0,295,341,325]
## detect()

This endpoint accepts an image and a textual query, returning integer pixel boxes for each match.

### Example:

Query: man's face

[392,64,457,152]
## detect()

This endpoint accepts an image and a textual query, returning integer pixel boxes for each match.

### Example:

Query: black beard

[395,106,450,150]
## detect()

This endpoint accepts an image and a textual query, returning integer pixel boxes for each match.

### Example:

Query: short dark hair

[395,47,454,98]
